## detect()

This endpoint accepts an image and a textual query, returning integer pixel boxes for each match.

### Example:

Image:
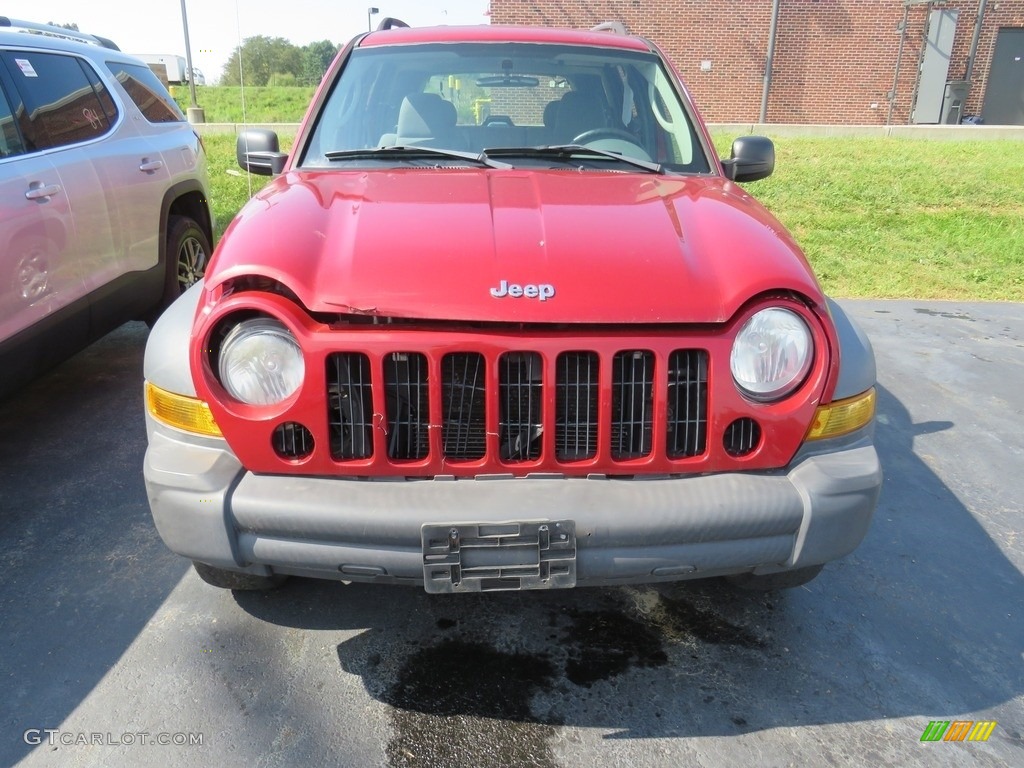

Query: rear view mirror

[721,135,775,182]
[237,129,288,176]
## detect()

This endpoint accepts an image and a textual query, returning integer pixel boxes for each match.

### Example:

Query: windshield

[300,41,712,174]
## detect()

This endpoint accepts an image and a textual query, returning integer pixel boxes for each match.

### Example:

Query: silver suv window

[0,50,117,150]
[0,80,25,157]
[106,61,185,123]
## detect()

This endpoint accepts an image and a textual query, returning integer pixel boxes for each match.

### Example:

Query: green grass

[202,132,1024,301]
[712,135,1024,300]
[171,86,315,123]
[202,134,292,235]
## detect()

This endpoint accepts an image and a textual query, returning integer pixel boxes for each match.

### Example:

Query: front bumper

[144,415,881,588]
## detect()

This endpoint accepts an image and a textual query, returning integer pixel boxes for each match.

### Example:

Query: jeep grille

[325,347,708,469]
[327,353,374,460]
[442,352,487,461]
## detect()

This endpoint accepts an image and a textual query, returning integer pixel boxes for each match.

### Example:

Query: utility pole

[759,0,781,124]
[180,0,204,123]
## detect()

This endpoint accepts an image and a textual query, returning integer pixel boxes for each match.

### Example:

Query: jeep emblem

[489,280,556,301]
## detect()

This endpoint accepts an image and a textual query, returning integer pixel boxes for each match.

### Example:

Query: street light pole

[180,0,204,123]
[367,7,379,31]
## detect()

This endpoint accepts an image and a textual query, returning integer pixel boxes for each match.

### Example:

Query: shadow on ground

[0,324,189,766]
[234,383,1024,767]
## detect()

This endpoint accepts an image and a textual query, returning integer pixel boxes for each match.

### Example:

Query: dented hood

[206,169,824,324]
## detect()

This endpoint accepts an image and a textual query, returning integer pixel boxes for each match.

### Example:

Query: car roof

[1,30,95,52]
[0,29,143,66]
[358,24,652,52]
[0,16,127,54]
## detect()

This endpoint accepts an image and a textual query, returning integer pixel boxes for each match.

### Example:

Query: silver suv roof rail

[591,21,629,35]
[0,17,120,51]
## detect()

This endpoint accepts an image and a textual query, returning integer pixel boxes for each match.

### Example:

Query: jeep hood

[207,169,824,324]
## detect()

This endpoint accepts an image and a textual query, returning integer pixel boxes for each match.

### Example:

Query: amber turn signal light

[806,388,876,441]
[145,381,222,437]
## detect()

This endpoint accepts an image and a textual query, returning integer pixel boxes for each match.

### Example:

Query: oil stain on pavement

[337,584,769,768]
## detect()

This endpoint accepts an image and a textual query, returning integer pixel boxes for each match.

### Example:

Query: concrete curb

[192,121,1024,140]
[192,122,299,135]
[709,123,1024,140]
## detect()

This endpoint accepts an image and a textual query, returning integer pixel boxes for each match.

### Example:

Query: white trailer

[129,53,190,84]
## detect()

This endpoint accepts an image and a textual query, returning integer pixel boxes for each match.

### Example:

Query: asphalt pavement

[0,301,1021,768]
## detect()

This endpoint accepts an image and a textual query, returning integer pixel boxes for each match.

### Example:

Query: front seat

[542,99,562,144]
[551,91,609,144]
[394,93,464,149]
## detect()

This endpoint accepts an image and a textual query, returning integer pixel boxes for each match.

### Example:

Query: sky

[27,1,492,83]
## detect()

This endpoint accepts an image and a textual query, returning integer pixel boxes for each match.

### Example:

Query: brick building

[489,1,1024,125]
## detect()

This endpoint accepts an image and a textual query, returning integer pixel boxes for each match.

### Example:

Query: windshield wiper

[325,145,511,169]
[482,145,663,174]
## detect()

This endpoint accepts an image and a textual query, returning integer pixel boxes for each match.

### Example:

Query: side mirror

[721,135,774,182]
[236,129,288,176]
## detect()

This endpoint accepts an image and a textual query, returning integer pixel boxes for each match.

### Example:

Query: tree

[220,36,303,87]
[301,40,340,86]
[47,22,80,30]
[268,72,297,87]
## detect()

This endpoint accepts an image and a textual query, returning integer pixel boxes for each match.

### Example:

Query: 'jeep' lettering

[489,280,556,301]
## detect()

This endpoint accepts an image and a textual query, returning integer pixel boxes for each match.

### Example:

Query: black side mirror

[721,135,775,182]
[236,129,288,176]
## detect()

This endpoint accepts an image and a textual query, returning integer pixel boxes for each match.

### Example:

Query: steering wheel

[572,127,640,144]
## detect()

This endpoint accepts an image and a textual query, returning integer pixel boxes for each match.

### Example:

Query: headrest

[543,99,562,128]
[397,93,457,138]
[554,91,609,138]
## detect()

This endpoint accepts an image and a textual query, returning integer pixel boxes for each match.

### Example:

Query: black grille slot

[666,350,708,458]
[724,418,761,457]
[272,422,314,460]
[384,353,429,460]
[499,352,543,462]
[611,350,654,460]
[327,353,374,460]
[556,352,598,461]
[442,353,487,460]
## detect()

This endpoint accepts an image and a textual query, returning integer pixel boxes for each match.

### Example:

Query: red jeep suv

[143,21,881,593]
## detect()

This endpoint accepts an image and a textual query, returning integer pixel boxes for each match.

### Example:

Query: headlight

[730,307,813,401]
[218,317,304,405]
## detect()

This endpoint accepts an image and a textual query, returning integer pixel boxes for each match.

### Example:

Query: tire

[145,215,211,326]
[192,561,287,591]
[165,215,212,303]
[725,564,824,591]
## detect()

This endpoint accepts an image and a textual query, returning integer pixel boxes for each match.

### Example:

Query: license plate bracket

[421,520,576,593]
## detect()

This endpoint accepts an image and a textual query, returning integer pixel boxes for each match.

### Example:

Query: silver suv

[0,18,213,397]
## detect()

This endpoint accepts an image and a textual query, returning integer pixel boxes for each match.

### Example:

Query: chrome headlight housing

[218,317,304,405]
[730,307,813,401]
